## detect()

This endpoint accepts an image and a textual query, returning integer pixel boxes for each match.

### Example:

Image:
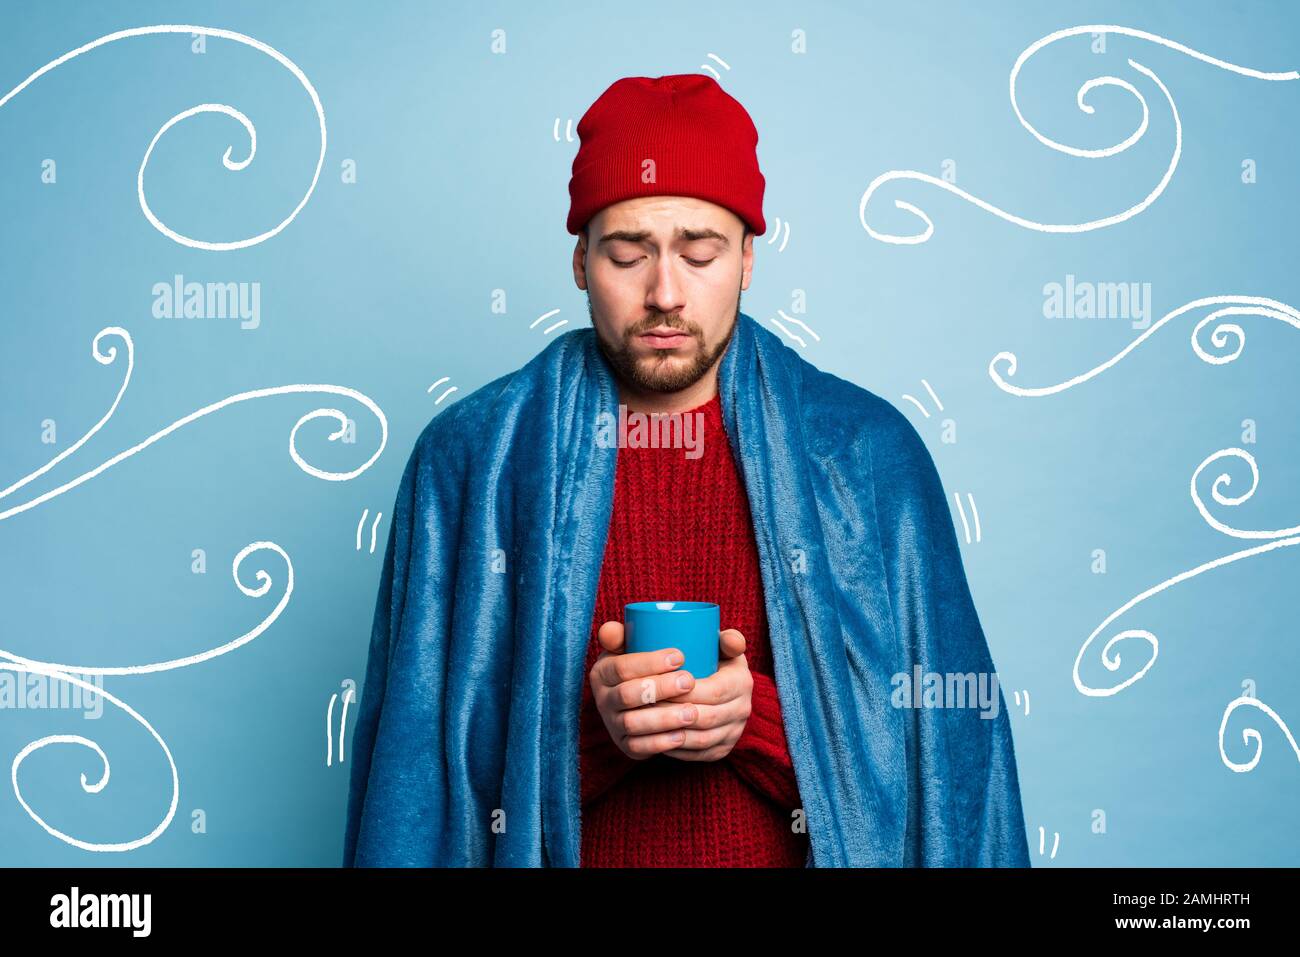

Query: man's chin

[594,326,717,394]
[634,352,699,385]
[637,348,693,366]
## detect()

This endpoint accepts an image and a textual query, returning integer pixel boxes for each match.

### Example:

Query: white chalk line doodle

[921,378,943,412]
[426,376,458,404]
[779,310,817,341]
[327,694,338,765]
[953,492,981,544]
[339,687,353,763]
[0,542,289,850]
[552,117,575,142]
[953,493,972,543]
[0,327,388,523]
[1074,448,1300,697]
[768,317,804,348]
[326,687,356,766]
[901,378,943,418]
[765,217,790,253]
[1037,825,1060,859]
[530,308,567,336]
[768,310,818,348]
[0,24,327,251]
[700,52,730,81]
[990,296,1300,397]
[355,509,382,553]
[1219,696,1300,773]
[859,25,1297,245]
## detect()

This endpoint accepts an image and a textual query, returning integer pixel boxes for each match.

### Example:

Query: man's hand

[588,622,752,763]
[589,620,701,759]
[661,628,752,762]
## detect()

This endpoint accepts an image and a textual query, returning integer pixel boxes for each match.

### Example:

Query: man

[344,74,1030,868]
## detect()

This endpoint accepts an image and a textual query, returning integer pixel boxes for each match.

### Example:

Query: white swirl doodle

[0,24,327,250]
[1219,696,1300,773]
[989,296,1300,396]
[1074,448,1300,696]
[0,325,380,849]
[0,542,289,850]
[1189,448,1300,541]
[4,662,179,852]
[1,542,292,676]
[859,25,1297,245]
[0,327,388,523]
[0,26,339,853]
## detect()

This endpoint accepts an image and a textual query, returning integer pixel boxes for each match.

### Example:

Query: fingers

[663,742,734,762]
[618,700,697,737]
[661,704,748,757]
[690,697,750,740]
[589,625,753,762]
[660,656,750,706]
[622,727,695,758]
[621,701,741,759]
[610,668,696,710]
[593,646,687,690]
[624,694,745,738]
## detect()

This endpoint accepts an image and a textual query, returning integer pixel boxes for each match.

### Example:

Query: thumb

[719,628,747,659]
[597,620,625,654]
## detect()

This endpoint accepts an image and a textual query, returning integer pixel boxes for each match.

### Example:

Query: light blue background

[1,0,1296,866]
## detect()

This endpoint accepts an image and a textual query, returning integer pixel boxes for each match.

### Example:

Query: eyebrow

[596,227,731,249]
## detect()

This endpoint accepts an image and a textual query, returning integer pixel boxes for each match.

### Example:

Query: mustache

[630,318,697,336]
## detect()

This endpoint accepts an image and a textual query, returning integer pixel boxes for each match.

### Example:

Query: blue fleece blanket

[343,311,1030,867]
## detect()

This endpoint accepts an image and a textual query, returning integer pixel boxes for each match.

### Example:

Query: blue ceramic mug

[624,601,720,680]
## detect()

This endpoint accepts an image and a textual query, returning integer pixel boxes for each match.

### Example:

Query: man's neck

[617,370,718,416]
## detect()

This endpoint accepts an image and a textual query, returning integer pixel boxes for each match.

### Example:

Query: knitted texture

[566,73,767,236]
[579,391,808,867]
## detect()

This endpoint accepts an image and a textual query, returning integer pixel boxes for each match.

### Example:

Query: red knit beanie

[566,74,766,237]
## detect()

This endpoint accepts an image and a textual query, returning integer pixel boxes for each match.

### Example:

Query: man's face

[573,196,754,395]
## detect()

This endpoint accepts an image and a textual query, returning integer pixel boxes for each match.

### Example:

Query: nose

[644,254,687,317]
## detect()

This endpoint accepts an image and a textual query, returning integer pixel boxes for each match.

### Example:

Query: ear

[740,230,754,291]
[573,233,588,290]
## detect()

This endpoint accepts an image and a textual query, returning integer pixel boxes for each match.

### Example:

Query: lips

[638,327,692,350]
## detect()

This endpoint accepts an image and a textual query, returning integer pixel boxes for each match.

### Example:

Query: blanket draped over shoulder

[343,311,1031,867]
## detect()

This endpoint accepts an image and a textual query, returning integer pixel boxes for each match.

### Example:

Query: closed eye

[610,256,716,268]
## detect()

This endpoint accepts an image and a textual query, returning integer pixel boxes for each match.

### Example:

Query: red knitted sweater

[578,389,810,867]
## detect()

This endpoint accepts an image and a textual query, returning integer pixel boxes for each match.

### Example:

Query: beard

[587,290,742,394]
